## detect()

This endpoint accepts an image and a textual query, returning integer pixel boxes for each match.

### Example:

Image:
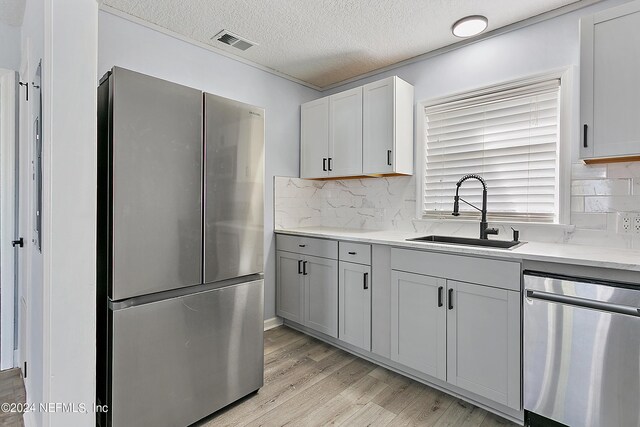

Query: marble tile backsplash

[274,175,417,231]
[275,161,640,249]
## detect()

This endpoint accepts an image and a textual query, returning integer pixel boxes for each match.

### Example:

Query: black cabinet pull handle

[583,124,588,148]
[303,261,308,275]
[387,150,392,166]
[323,158,327,171]
[298,260,303,274]
[328,157,332,171]
[298,244,306,247]
[448,288,454,310]
[438,286,443,307]
[11,238,24,248]
[363,272,369,290]
[348,251,356,255]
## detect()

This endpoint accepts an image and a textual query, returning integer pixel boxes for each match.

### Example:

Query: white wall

[0,22,20,71]
[45,0,98,425]
[313,0,637,246]
[98,10,319,321]
[19,0,98,426]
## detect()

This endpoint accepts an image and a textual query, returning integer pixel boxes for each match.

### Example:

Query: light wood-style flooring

[198,326,519,427]
[0,368,25,427]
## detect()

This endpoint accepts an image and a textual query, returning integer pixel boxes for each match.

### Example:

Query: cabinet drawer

[276,234,337,259]
[339,242,371,265]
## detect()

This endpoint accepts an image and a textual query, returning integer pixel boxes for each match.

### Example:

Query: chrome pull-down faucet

[452,174,499,240]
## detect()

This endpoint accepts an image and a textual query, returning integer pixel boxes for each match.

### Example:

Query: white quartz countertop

[275,227,640,272]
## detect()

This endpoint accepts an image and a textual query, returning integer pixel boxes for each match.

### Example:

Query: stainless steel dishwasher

[524,271,640,427]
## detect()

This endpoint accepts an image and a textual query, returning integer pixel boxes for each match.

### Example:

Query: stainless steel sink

[406,235,523,249]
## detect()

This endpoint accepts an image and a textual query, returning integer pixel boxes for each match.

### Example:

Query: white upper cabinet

[580,1,640,160]
[300,76,414,179]
[329,87,363,177]
[363,76,414,175]
[301,97,330,178]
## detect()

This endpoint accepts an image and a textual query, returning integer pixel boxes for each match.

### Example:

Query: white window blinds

[423,79,560,222]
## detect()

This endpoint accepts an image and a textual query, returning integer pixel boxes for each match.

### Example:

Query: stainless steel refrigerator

[97,67,265,427]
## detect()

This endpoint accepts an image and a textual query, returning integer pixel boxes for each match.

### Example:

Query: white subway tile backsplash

[607,162,640,179]
[584,196,640,213]
[571,163,607,179]
[571,179,630,196]
[571,196,584,212]
[570,213,607,230]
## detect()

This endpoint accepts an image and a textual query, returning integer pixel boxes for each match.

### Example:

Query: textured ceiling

[0,0,26,26]
[103,0,583,88]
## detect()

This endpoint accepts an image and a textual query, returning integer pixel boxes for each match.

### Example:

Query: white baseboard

[263,317,283,331]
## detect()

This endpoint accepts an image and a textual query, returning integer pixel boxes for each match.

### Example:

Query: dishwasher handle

[526,289,640,317]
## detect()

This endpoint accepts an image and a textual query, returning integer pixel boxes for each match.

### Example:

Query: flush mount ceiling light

[452,15,488,38]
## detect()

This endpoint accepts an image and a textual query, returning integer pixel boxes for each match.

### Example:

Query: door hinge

[12,237,24,248]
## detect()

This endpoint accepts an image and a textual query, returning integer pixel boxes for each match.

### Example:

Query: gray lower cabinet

[304,255,339,337]
[338,261,372,351]
[389,247,521,411]
[390,270,447,381]
[447,280,521,410]
[276,250,304,324]
[276,250,338,337]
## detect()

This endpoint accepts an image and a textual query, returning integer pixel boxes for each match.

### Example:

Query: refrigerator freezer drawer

[110,279,264,427]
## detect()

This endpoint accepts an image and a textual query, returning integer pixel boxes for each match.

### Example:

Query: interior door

[108,68,203,300]
[204,93,264,285]
[0,70,18,369]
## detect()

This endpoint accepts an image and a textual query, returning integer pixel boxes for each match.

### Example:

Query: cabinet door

[390,271,446,380]
[329,87,363,177]
[338,262,371,351]
[301,97,329,178]
[304,255,338,337]
[581,3,640,159]
[276,251,304,323]
[446,280,520,410]
[363,77,394,174]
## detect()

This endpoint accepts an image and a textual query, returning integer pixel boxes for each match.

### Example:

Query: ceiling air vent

[213,30,256,51]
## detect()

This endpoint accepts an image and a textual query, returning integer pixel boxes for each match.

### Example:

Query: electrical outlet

[616,212,640,234]
[617,212,632,234]
[634,214,640,234]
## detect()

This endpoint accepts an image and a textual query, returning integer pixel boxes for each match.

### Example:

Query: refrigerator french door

[97,67,265,427]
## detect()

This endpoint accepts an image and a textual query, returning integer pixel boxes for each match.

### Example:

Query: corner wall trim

[264,317,283,331]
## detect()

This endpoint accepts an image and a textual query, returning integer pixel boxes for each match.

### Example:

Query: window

[422,78,560,222]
